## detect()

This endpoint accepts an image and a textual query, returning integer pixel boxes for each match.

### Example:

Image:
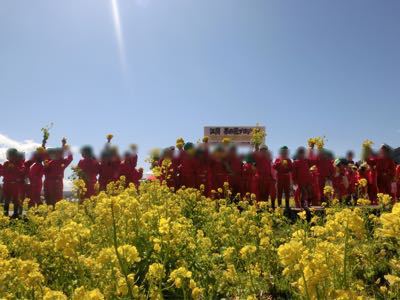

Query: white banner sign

[204,126,265,145]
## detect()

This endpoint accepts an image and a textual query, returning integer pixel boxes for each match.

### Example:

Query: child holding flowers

[273,146,293,208]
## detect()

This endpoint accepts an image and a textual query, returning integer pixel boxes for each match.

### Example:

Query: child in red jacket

[254,145,275,206]
[273,146,293,209]
[77,146,99,200]
[241,153,259,201]
[376,144,396,196]
[27,148,45,207]
[332,159,349,201]
[2,148,26,217]
[292,147,313,208]
[44,141,73,205]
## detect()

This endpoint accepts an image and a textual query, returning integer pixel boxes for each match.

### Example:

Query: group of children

[1,136,399,218]
[0,139,143,218]
[154,139,400,208]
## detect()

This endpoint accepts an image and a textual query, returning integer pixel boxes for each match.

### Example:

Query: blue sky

[0,0,399,169]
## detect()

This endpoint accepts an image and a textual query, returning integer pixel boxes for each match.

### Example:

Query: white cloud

[0,133,77,191]
[63,179,73,191]
[0,134,41,162]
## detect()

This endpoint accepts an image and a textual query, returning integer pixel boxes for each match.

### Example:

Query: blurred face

[297,151,305,160]
[164,150,172,159]
[379,148,389,158]
[347,152,354,161]
[280,149,289,159]
[34,152,43,162]
[55,151,63,160]
[187,148,195,156]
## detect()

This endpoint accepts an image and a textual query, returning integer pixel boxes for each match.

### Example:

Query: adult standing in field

[44,139,73,205]
[77,146,100,200]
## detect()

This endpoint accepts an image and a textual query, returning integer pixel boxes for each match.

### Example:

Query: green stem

[111,201,134,299]
[343,223,349,288]
[301,269,311,300]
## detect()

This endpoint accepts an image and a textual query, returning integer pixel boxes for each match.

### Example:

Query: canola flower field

[1,180,400,300]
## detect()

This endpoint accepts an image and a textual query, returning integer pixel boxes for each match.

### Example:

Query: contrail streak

[110,0,127,71]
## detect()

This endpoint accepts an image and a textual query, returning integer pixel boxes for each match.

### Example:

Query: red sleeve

[32,164,44,177]
[77,159,83,169]
[63,153,73,169]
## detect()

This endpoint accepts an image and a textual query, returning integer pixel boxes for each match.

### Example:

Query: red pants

[378,179,392,195]
[397,183,400,200]
[212,174,229,191]
[29,184,42,206]
[44,179,63,205]
[277,178,290,206]
[258,178,276,206]
[228,175,242,197]
[180,175,196,189]
[84,180,96,199]
[294,184,312,208]
[3,182,24,205]
[368,183,378,204]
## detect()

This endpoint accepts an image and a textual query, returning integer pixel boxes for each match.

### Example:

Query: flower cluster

[308,136,325,149]
[0,180,399,299]
[250,125,266,148]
